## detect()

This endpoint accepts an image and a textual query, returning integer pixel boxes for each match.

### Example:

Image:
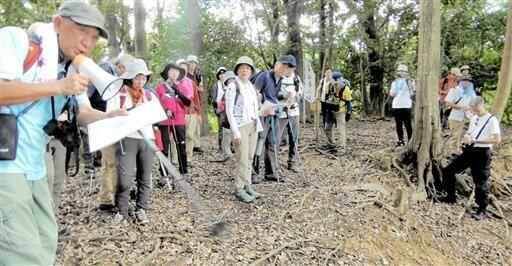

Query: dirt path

[56,118,512,265]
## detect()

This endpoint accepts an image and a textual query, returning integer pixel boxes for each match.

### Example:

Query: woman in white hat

[389,64,415,146]
[225,56,263,203]
[108,58,157,228]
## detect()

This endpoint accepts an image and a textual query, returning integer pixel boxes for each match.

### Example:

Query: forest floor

[56,117,512,265]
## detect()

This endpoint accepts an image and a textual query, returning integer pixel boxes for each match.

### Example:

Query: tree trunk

[186,0,210,136]
[318,0,326,72]
[134,0,147,60]
[284,0,304,79]
[411,0,442,200]
[327,2,334,68]
[363,13,385,116]
[120,0,134,54]
[491,2,512,120]
[96,0,121,59]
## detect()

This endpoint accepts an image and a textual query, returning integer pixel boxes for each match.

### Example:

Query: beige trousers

[234,122,258,190]
[99,145,117,205]
[186,114,201,159]
[447,119,466,153]
[324,112,346,148]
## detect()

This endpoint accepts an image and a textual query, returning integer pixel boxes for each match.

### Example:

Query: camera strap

[474,115,494,140]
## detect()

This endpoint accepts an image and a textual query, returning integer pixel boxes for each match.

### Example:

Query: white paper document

[88,100,167,152]
[259,100,287,116]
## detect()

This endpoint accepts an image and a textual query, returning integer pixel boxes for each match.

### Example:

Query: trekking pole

[138,129,226,236]
[287,115,309,187]
[270,115,281,183]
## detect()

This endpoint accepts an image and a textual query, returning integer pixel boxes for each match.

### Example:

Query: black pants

[393,108,413,142]
[442,146,492,210]
[158,125,187,174]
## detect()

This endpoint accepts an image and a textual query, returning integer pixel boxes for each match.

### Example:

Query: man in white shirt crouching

[441,96,501,220]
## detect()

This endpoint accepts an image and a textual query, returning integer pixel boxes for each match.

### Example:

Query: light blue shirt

[0,26,89,181]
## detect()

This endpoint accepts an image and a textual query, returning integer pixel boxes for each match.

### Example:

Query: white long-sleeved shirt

[446,84,476,121]
[225,76,263,139]
[390,77,414,109]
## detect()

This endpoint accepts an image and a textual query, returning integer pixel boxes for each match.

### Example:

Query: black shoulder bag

[0,102,39,160]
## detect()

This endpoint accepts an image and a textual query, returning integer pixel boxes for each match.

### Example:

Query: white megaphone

[72,54,123,101]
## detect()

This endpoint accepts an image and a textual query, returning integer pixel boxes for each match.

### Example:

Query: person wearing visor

[0,1,126,264]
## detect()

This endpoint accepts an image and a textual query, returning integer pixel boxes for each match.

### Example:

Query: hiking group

[0,1,502,265]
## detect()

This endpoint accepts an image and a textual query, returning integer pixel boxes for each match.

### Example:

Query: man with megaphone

[0,1,127,265]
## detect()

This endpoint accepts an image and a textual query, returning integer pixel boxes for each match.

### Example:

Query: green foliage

[0,0,59,28]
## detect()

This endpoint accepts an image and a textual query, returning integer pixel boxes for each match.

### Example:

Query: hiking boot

[439,195,457,204]
[135,209,150,225]
[265,175,284,182]
[110,213,126,228]
[245,186,262,199]
[158,176,170,187]
[288,163,300,173]
[236,188,255,203]
[472,209,487,221]
[193,147,206,153]
[396,140,405,147]
[98,203,115,212]
[252,174,262,184]
[334,148,346,156]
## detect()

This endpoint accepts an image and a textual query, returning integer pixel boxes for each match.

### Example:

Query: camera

[43,119,79,149]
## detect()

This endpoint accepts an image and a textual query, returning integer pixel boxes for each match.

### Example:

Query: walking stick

[139,129,226,236]
[287,115,309,187]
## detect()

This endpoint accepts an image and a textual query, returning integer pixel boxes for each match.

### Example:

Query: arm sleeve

[0,27,28,80]
[253,72,267,92]
[489,117,501,135]
[390,81,398,97]
[177,84,191,106]
[445,88,456,103]
[225,83,241,140]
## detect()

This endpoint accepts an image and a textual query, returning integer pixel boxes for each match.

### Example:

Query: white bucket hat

[186,55,199,64]
[119,58,152,80]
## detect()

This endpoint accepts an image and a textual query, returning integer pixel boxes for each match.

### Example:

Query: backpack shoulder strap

[475,115,494,140]
[23,40,41,73]
[234,81,241,105]
[119,87,127,108]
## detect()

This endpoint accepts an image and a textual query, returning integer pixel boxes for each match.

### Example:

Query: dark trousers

[81,131,102,168]
[217,116,223,150]
[393,108,413,141]
[263,115,279,177]
[158,124,187,174]
[442,146,492,210]
[115,138,154,216]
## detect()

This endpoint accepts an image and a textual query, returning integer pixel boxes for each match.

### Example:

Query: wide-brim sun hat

[186,55,199,64]
[57,1,109,39]
[449,67,461,77]
[161,62,186,81]
[460,65,471,71]
[216,67,227,79]
[234,56,254,74]
[396,64,408,73]
[223,71,236,86]
[119,58,152,80]
[176,59,189,67]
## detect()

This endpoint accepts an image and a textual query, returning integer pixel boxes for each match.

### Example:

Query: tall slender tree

[134,0,147,60]
[284,0,304,79]
[491,2,512,120]
[411,0,442,200]
[186,0,210,135]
